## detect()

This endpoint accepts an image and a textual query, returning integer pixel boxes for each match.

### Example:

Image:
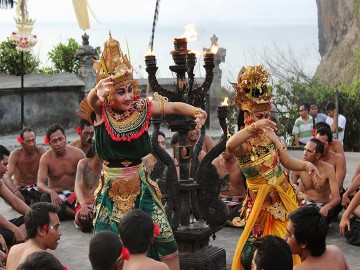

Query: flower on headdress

[76,126,82,134]
[17,136,24,144]
[153,223,160,236]
[44,136,50,144]
[312,128,316,138]
[42,224,48,231]
[120,246,130,261]
[63,267,71,270]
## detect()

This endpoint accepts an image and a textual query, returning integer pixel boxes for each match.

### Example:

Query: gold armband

[245,123,257,134]
[154,92,169,117]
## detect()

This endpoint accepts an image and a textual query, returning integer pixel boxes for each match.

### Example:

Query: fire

[221,97,229,106]
[181,23,198,42]
[210,45,219,54]
[145,48,153,56]
[148,96,153,101]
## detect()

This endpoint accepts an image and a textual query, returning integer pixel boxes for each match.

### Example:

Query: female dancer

[87,33,207,270]
[227,66,320,270]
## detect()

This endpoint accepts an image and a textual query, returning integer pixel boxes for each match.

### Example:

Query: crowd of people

[0,35,358,270]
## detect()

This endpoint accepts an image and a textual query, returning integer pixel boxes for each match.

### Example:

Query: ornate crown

[231,65,272,113]
[93,32,140,103]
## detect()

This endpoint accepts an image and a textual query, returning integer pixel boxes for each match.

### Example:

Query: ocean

[1,19,320,87]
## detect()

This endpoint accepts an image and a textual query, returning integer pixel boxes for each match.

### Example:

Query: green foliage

[0,38,39,75]
[273,77,360,151]
[47,38,80,73]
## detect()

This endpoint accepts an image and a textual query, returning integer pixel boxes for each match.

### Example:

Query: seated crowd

[0,114,359,269]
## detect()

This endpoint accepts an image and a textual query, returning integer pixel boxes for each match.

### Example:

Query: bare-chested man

[0,145,30,256]
[316,128,346,191]
[286,206,349,270]
[74,143,102,232]
[290,138,340,223]
[6,202,62,270]
[212,148,246,227]
[4,127,46,205]
[143,131,167,174]
[37,124,85,220]
[187,129,214,153]
[68,119,94,156]
[316,127,346,217]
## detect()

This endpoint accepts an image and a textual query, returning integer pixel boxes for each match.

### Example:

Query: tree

[47,38,80,73]
[0,38,39,75]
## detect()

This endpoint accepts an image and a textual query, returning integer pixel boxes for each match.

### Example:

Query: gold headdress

[93,32,140,104]
[231,65,271,113]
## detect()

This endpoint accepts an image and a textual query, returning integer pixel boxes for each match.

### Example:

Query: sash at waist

[103,159,142,168]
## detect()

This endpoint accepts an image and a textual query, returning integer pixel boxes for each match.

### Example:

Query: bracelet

[277,144,287,155]
[245,123,257,134]
[154,92,168,117]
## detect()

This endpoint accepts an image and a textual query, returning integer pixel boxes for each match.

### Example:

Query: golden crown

[231,65,272,113]
[93,32,140,103]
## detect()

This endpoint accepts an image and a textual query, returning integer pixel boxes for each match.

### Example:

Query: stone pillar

[75,33,98,93]
[204,35,226,130]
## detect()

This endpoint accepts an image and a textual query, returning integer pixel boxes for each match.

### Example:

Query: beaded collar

[102,99,152,142]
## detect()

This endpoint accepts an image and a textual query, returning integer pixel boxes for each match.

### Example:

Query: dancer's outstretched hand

[95,77,114,102]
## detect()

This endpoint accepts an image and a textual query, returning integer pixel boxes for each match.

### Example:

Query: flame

[181,23,198,42]
[148,96,153,101]
[210,45,219,54]
[145,48,153,56]
[221,97,229,106]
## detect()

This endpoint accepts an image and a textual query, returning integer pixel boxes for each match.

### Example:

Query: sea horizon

[1,19,320,87]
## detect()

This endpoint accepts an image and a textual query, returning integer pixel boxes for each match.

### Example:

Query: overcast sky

[0,0,317,24]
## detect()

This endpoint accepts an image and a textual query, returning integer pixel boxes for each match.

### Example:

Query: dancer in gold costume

[85,33,207,270]
[227,66,321,270]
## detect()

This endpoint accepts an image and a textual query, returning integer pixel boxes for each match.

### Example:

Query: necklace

[102,99,152,142]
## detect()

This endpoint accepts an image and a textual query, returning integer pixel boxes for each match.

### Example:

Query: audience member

[340,189,360,246]
[143,131,167,174]
[187,128,214,153]
[286,206,349,270]
[74,143,102,232]
[341,172,360,209]
[17,251,65,270]
[37,124,85,220]
[292,102,314,146]
[69,119,95,156]
[4,127,46,205]
[6,202,61,270]
[309,102,327,124]
[251,235,293,270]
[212,148,246,227]
[0,145,29,249]
[119,209,169,270]
[89,231,125,270]
[325,102,346,143]
[290,138,340,223]
[315,122,345,160]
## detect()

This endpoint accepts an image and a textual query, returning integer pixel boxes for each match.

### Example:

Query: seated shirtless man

[212,148,246,227]
[4,127,46,205]
[74,143,102,232]
[37,124,85,220]
[290,138,340,223]
[69,119,94,156]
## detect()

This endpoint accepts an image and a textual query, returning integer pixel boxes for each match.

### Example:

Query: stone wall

[0,73,85,135]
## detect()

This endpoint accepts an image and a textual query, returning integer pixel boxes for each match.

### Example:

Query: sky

[0,0,319,84]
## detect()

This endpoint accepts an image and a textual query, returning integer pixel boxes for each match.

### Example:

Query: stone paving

[0,132,359,269]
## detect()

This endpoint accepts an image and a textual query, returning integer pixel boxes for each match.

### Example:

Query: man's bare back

[6,240,54,270]
[75,158,101,203]
[123,254,169,270]
[294,245,349,270]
